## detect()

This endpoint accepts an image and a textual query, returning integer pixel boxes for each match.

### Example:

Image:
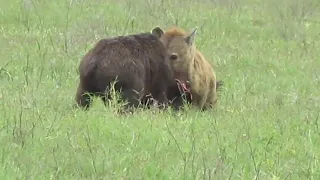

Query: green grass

[1,0,320,179]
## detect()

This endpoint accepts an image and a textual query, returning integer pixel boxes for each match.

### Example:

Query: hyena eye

[170,54,178,60]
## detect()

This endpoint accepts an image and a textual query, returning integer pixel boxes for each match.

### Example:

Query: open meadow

[1,0,320,179]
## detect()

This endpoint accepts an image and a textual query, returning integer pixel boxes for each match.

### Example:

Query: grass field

[1,0,320,179]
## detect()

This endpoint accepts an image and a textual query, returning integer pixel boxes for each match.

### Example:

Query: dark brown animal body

[74,32,180,111]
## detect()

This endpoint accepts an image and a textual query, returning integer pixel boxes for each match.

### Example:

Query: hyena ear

[185,27,198,45]
[151,26,164,38]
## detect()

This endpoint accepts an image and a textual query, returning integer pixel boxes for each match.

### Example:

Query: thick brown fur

[74,32,179,111]
[151,26,222,110]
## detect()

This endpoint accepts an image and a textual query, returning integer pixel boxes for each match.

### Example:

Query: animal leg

[152,84,171,110]
[118,78,144,110]
[198,90,209,110]
[205,88,218,109]
[74,83,93,110]
[121,88,143,111]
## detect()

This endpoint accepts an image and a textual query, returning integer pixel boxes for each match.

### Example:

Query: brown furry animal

[74,32,179,111]
[151,26,222,110]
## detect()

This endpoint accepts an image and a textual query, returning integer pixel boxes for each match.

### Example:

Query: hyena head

[151,26,198,78]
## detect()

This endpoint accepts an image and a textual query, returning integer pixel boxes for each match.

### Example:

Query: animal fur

[151,26,223,110]
[74,32,179,112]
